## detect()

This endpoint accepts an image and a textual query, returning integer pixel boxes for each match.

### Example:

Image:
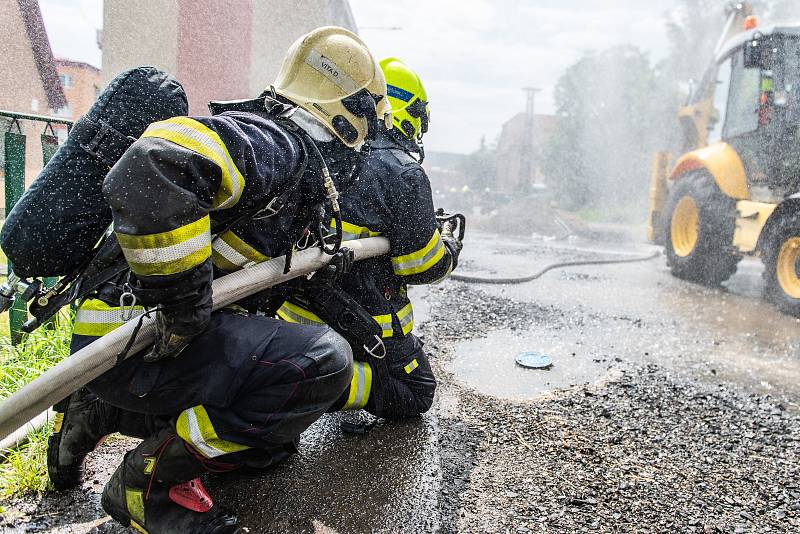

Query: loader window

[724,51,761,138]
[708,56,732,143]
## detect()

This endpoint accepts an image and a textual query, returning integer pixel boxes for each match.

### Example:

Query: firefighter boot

[48,388,167,491]
[101,429,242,534]
[48,388,120,491]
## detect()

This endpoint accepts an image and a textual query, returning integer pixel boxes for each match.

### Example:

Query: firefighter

[277,57,462,419]
[47,27,391,534]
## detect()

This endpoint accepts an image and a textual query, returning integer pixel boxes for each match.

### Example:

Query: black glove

[442,237,462,270]
[144,306,209,362]
[133,265,213,363]
[440,220,463,270]
[309,247,354,286]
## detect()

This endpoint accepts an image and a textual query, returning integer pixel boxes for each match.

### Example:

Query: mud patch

[451,328,614,400]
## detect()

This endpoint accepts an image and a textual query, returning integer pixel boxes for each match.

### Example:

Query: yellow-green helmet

[380,57,429,140]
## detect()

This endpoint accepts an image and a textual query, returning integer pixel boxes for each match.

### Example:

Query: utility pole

[519,87,540,194]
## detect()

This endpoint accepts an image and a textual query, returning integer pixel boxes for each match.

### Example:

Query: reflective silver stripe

[373,314,393,338]
[183,407,226,458]
[121,232,210,265]
[341,230,361,240]
[393,238,444,273]
[304,49,359,93]
[277,302,325,325]
[212,237,254,269]
[353,364,366,407]
[75,308,143,324]
[397,304,414,334]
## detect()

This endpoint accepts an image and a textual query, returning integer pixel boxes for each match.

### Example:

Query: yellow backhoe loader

[649,2,800,316]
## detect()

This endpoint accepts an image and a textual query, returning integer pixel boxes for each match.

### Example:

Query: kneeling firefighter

[37,27,391,533]
[276,57,463,419]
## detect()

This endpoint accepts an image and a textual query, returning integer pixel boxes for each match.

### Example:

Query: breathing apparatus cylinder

[0,67,188,279]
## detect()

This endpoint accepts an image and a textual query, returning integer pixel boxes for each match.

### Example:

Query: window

[725,51,761,138]
[59,73,74,89]
[708,56,733,143]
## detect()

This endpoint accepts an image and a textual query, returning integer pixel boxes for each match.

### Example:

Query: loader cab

[709,29,800,196]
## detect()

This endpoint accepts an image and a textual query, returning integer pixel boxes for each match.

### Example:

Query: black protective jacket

[277,128,455,340]
[103,111,324,319]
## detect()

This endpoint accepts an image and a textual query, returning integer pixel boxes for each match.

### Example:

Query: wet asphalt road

[454,232,800,405]
[3,228,799,533]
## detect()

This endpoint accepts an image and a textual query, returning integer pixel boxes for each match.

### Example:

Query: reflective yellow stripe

[279,301,394,338]
[142,117,245,209]
[373,313,393,338]
[53,412,64,433]
[73,298,145,337]
[117,216,211,277]
[277,301,325,325]
[331,219,381,241]
[404,358,419,374]
[211,230,270,272]
[176,405,249,458]
[342,361,373,410]
[391,229,446,276]
[396,302,414,336]
[126,489,146,526]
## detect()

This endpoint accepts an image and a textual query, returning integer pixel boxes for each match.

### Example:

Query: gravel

[420,283,800,533]
[2,281,799,533]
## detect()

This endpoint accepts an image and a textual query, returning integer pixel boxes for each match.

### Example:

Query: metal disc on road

[515,351,553,369]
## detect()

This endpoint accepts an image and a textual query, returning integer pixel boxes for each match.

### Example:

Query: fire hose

[0,237,390,444]
[450,250,661,285]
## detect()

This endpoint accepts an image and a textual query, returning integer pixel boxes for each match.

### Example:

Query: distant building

[494,113,559,194]
[101,0,357,115]
[0,0,67,194]
[55,59,102,121]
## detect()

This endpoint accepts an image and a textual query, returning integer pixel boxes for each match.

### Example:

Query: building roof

[17,0,66,110]
[55,58,101,72]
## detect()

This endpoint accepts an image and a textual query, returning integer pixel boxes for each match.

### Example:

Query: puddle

[451,328,613,401]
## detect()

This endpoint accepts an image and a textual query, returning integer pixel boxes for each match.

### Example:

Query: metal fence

[1,110,72,342]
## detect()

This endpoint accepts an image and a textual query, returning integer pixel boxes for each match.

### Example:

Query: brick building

[55,59,102,121]
[101,0,357,115]
[495,112,559,194]
[0,0,67,191]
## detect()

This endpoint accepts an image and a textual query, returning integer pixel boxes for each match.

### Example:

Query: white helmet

[273,26,392,148]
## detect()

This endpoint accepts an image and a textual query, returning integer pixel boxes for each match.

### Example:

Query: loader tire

[762,212,800,317]
[663,171,740,286]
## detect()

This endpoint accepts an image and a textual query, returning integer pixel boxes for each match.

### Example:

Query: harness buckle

[253,196,283,220]
[363,335,386,360]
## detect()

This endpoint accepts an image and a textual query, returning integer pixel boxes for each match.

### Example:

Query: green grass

[0,423,52,498]
[0,313,72,498]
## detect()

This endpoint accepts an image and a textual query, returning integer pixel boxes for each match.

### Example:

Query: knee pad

[307,328,353,384]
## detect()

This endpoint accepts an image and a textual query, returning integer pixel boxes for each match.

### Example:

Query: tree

[458,136,497,192]
[544,46,675,212]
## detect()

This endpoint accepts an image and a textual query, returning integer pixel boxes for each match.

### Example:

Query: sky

[38,0,677,154]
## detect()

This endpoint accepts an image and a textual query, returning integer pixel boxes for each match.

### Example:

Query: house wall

[249,0,358,95]
[56,61,102,121]
[176,0,252,114]
[101,0,179,84]
[102,0,356,114]
[0,0,60,194]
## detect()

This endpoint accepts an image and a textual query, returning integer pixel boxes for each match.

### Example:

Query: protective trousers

[84,311,353,457]
[334,333,436,418]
